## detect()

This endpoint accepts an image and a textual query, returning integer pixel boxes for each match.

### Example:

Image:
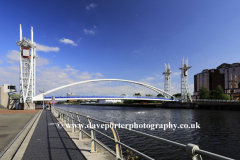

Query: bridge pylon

[162,63,172,95]
[179,57,192,103]
[16,24,37,103]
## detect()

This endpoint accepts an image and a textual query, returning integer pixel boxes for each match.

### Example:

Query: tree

[223,94,231,100]
[173,93,181,98]
[199,86,210,99]
[210,85,230,100]
[9,93,19,99]
[145,94,153,97]
[214,85,225,99]
[157,93,164,97]
[134,93,141,96]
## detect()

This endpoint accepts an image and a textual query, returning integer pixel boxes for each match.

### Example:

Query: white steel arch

[33,79,176,101]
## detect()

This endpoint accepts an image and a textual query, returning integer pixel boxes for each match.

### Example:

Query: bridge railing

[192,99,240,103]
[44,95,172,100]
[52,107,234,160]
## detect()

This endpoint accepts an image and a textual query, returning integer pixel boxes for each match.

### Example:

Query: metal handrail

[52,107,234,160]
[192,99,240,103]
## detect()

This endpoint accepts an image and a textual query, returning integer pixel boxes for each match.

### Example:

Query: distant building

[98,99,123,104]
[66,93,77,102]
[192,63,240,100]
[0,84,17,109]
[67,93,76,96]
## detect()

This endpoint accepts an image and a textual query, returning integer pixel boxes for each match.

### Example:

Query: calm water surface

[56,104,240,160]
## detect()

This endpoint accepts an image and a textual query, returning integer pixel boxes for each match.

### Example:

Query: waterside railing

[52,107,234,160]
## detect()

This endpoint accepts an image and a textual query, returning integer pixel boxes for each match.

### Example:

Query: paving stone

[22,110,86,160]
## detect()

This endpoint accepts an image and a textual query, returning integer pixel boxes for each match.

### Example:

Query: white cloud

[84,29,95,35]
[93,25,97,28]
[7,50,19,62]
[36,44,60,52]
[86,3,97,10]
[74,72,92,80]
[95,73,103,77]
[0,65,20,90]
[171,84,181,95]
[2,52,103,96]
[173,72,181,75]
[156,82,164,87]
[59,38,78,46]
[189,84,194,95]
[146,77,154,80]
[6,50,48,67]
[0,59,3,64]
[36,66,104,94]
[36,56,49,67]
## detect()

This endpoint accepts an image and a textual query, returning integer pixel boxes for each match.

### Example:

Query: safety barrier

[193,99,240,103]
[52,107,234,160]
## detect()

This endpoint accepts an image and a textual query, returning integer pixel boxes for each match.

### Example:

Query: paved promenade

[0,110,39,154]
[22,110,86,160]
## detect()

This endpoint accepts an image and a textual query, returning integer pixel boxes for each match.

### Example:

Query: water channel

[56,104,240,160]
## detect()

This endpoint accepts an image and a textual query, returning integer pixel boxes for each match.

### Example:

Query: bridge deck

[22,110,86,160]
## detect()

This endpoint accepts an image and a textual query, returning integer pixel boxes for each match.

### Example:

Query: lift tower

[163,63,172,95]
[16,24,37,103]
[179,57,192,102]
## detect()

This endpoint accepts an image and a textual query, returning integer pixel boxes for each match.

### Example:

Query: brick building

[192,63,240,100]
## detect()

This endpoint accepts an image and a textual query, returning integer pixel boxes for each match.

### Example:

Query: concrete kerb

[12,110,42,160]
[55,116,116,160]
[0,110,42,159]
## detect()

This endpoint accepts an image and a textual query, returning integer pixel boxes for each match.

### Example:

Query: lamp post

[52,96,55,114]
[39,89,44,110]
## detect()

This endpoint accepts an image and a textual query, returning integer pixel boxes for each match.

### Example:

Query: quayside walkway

[22,110,86,160]
[0,108,115,160]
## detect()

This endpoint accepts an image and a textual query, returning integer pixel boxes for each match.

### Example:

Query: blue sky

[1,0,240,95]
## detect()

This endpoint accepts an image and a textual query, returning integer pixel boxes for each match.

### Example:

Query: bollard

[110,122,123,160]
[186,143,202,160]
[87,116,97,153]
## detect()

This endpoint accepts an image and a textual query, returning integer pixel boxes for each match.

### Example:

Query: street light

[39,89,44,110]
[52,96,55,114]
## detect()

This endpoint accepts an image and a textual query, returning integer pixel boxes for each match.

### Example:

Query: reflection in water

[56,104,239,160]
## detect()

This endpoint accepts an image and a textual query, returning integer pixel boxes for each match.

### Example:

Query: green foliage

[9,93,19,99]
[122,149,138,160]
[134,93,141,96]
[145,94,153,97]
[124,100,133,104]
[223,94,231,100]
[200,85,230,100]
[199,86,210,99]
[173,93,181,98]
[70,101,81,105]
[157,93,164,97]
[57,101,65,104]
[121,94,126,96]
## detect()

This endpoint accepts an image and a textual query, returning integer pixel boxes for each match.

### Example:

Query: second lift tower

[163,63,172,95]
[179,57,192,103]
